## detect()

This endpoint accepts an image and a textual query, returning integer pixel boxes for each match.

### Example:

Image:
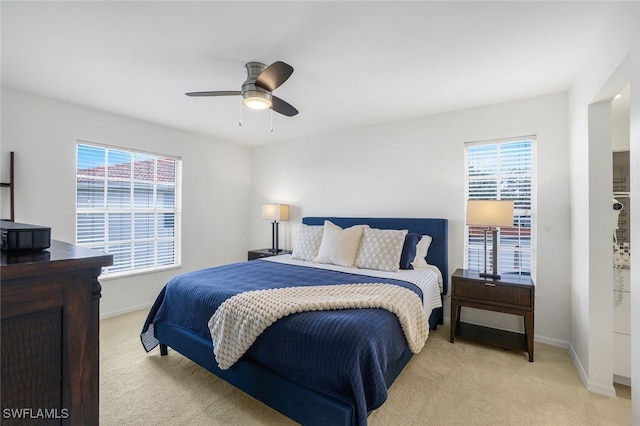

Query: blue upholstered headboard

[302,217,449,295]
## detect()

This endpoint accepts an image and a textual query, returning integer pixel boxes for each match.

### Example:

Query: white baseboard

[100,302,152,320]
[569,343,617,398]
[587,381,617,398]
[569,343,590,388]
[613,374,631,387]
[534,334,570,349]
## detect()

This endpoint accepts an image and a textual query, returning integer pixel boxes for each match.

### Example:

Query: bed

[141,217,448,425]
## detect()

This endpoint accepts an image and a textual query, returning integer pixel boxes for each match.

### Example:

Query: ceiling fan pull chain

[270,109,274,132]
[238,102,243,127]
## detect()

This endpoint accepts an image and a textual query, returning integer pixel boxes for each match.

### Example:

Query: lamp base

[269,221,281,254]
[479,272,501,280]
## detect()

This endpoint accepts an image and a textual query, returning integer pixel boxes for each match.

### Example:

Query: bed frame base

[156,314,434,426]
[155,323,360,425]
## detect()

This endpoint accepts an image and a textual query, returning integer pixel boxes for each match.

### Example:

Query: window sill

[99,264,182,281]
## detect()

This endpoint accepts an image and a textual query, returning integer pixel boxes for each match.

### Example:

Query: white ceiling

[1,1,618,146]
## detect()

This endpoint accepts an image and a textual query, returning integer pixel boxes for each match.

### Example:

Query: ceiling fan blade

[271,96,298,117]
[185,91,241,97]
[255,61,294,92]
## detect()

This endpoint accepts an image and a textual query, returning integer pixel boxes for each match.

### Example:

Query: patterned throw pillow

[355,228,408,272]
[291,224,324,261]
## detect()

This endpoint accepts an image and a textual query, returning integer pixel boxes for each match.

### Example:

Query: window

[76,142,182,277]
[464,137,536,277]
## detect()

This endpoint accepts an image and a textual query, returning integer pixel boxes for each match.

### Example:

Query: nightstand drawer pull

[484,283,496,287]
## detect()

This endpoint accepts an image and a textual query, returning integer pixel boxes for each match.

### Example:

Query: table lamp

[261,203,289,253]
[466,200,514,279]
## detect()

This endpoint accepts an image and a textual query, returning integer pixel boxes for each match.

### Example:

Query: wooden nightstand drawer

[453,279,533,308]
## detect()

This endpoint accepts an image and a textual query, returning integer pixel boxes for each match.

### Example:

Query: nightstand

[450,268,535,361]
[247,249,292,261]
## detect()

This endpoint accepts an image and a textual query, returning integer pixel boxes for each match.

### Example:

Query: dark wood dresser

[1,240,112,425]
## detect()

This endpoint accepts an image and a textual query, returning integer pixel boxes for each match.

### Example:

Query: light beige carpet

[100,309,631,425]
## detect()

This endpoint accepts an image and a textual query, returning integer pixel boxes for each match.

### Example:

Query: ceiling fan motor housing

[242,62,272,107]
[244,62,268,79]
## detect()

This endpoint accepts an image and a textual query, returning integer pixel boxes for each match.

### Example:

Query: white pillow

[291,223,324,261]
[355,228,408,272]
[314,221,367,267]
[411,235,433,269]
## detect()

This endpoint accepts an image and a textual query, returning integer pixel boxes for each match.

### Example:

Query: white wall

[0,88,251,318]
[567,1,639,404]
[630,27,640,423]
[613,121,631,151]
[250,92,571,345]
[587,101,615,394]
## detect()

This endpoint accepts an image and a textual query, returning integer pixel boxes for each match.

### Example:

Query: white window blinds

[464,137,536,278]
[76,142,182,277]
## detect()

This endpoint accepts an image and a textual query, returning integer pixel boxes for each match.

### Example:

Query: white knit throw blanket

[208,283,429,370]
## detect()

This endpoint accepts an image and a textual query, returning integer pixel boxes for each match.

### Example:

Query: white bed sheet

[263,254,443,317]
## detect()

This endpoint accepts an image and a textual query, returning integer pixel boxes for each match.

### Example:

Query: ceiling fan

[186,61,299,117]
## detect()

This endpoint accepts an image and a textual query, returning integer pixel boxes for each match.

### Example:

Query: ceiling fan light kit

[186,61,298,117]
[242,89,272,110]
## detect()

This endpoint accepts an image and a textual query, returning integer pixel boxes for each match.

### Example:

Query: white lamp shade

[261,204,290,221]
[466,200,514,227]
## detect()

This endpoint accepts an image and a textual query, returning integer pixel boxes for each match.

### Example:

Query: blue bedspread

[141,259,424,425]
